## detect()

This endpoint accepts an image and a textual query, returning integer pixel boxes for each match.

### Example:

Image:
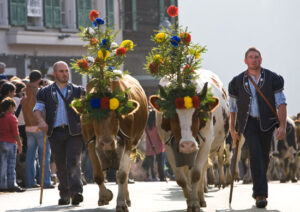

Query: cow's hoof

[126,200,131,207]
[116,205,129,212]
[98,189,113,206]
[280,179,286,183]
[187,206,201,212]
[291,178,297,183]
[200,200,207,207]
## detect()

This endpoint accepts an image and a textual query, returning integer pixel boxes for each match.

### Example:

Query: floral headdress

[71,10,135,121]
[146,5,217,119]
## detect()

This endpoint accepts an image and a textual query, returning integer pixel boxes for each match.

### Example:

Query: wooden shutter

[106,0,114,28]
[44,0,61,28]
[9,0,27,26]
[76,0,92,28]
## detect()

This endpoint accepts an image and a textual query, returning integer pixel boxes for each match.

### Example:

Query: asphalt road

[0,181,299,212]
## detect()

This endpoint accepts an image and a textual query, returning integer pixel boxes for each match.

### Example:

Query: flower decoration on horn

[70,10,136,122]
[146,5,216,120]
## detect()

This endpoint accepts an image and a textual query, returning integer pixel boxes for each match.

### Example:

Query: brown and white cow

[79,75,148,212]
[150,69,230,211]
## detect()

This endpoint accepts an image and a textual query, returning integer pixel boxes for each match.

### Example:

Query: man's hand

[276,126,286,140]
[17,143,22,154]
[38,120,48,133]
[230,128,240,148]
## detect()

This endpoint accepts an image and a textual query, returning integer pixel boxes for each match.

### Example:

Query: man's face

[53,63,69,83]
[244,51,262,70]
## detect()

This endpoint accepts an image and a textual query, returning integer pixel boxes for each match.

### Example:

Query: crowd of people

[0,61,169,205]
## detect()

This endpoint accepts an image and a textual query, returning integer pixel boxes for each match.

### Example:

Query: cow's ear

[126,99,140,116]
[207,97,220,112]
[149,95,162,112]
[70,99,84,114]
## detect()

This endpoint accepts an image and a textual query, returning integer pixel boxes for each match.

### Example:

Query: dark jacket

[228,68,284,133]
[36,82,85,137]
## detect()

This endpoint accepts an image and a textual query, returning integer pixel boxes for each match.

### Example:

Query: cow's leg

[217,144,226,188]
[116,151,131,212]
[234,136,245,181]
[197,162,208,208]
[88,142,113,206]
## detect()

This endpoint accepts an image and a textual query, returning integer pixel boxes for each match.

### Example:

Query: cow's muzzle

[99,140,117,151]
[179,138,199,154]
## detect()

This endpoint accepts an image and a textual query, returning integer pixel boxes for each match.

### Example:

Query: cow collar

[243,68,265,95]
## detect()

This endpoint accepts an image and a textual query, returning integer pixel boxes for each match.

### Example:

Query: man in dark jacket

[34,61,85,206]
[228,47,287,208]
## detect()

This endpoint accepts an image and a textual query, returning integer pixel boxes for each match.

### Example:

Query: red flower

[101,97,110,109]
[183,64,194,73]
[77,59,89,69]
[148,62,158,74]
[192,96,200,108]
[175,97,185,109]
[167,6,178,17]
[90,38,99,47]
[89,10,100,22]
[180,32,191,44]
[116,47,126,56]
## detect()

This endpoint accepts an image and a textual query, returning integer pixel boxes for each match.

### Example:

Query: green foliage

[70,11,135,122]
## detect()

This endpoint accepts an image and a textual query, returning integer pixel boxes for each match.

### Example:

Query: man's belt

[54,124,68,130]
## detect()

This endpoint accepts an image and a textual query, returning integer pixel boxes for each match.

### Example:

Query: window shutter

[44,0,61,28]
[10,0,27,26]
[76,0,92,28]
[106,0,114,28]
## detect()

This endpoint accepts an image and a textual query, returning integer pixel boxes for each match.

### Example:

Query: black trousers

[243,116,274,198]
[49,128,83,198]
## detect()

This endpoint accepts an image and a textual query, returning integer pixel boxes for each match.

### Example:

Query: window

[123,0,137,31]
[105,0,114,28]
[44,0,62,28]
[9,0,27,26]
[27,0,43,27]
[76,0,92,28]
[0,0,8,25]
[61,0,76,29]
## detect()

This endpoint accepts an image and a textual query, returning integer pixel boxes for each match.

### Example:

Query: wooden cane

[39,133,47,205]
[229,135,240,204]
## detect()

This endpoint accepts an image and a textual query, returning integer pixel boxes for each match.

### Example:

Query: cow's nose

[100,141,116,151]
[179,141,199,154]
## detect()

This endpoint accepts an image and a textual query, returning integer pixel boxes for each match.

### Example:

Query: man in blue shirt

[229,47,287,208]
[34,61,85,206]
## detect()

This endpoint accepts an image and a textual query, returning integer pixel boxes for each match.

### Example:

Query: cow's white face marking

[176,108,197,145]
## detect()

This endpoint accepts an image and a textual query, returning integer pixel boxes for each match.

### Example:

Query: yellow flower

[98,49,110,61]
[120,40,134,51]
[155,32,166,43]
[109,98,120,110]
[184,96,193,109]
[195,53,200,59]
[153,54,163,63]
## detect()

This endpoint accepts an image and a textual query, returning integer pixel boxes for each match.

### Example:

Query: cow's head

[93,99,140,151]
[149,83,219,154]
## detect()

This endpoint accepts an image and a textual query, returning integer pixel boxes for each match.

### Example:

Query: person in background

[0,62,7,80]
[0,97,25,192]
[34,61,85,206]
[143,110,166,181]
[0,82,15,103]
[22,70,53,189]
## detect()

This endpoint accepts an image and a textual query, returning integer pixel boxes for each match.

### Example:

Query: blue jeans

[25,131,51,188]
[0,142,18,189]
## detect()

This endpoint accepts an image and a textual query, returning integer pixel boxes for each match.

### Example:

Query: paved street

[0,181,299,212]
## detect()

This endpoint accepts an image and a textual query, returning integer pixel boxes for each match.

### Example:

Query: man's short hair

[29,70,42,82]
[53,61,69,72]
[245,47,261,58]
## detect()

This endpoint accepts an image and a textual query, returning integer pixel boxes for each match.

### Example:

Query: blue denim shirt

[229,73,286,117]
[33,85,68,128]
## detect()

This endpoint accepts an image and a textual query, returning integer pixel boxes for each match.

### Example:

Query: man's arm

[276,104,287,140]
[34,110,48,133]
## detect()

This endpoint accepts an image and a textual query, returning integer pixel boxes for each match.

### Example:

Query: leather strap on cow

[246,71,279,124]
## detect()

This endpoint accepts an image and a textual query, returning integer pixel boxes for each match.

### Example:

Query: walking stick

[40,133,47,205]
[229,134,240,204]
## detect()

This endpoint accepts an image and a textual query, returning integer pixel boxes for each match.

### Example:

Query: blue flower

[90,98,101,108]
[108,66,115,71]
[170,36,181,47]
[99,38,110,50]
[93,18,105,27]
